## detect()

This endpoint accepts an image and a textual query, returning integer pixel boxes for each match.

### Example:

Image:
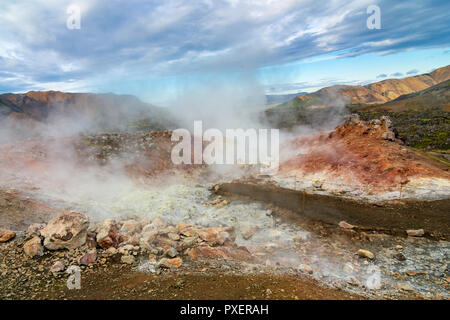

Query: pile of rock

[19,211,254,273]
[0,229,16,243]
[345,114,397,141]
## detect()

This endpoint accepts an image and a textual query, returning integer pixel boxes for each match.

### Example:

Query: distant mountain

[265,92,307,105]
[359,80,450,112]
[264,65,450,129]
[0,91,175,142]
[273,65,450,109]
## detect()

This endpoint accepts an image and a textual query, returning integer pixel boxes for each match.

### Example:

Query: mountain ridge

[277,65,450,108]
[0,91,175,143]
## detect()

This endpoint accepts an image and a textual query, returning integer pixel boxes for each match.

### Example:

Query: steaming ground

[0,125,448,299]
[2,169,448,299]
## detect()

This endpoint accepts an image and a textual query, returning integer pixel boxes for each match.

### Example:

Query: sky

[0,0,449,106]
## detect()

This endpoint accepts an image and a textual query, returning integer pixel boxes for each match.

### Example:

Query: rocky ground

[0,198,448,300]
[266,114,450,202]
[0,237,361,300]
[357,108,450,152]
[0,117,448,300]
[0,211,359,300]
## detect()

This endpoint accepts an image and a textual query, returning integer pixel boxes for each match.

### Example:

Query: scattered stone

[188,245,254,262]
[148,253,157,263]
[346,114,361,125]
[397,282,414,291]
[121,255,135,264]
[158,257,182,269]
[23,236,44,257]
[343,263,354,274]
[165,247,178,258]
[105,247,118,255]
[406,229,425,237]
[338,221,354,229]
[298,264,313,274]
[78,251,97,265]
[168,232,180,241]
[381,130,396,141]
[380,116,392,128]
[142,223,157,233]
[139,230,159,250]
[240,225,258,240]
[181,227,235,246]
[41,211,89,250]
[27,223,46,237]
[118,244,136,254]
[120,220,142,235]
[86,231,97,249]
[180,236,197,250]
[357,249,375,259]
[137,261,156,273]
[394,253,406,261]
[312,179,324,190]
[0,229,16,242]
[96,219,120,249]
[152,217,163,227]
[50,261,65,273]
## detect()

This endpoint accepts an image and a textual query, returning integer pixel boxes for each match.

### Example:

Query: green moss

[357,108,450,150]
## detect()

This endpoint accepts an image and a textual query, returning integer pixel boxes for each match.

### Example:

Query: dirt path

[0,236,361,300]
[58,267,363,300]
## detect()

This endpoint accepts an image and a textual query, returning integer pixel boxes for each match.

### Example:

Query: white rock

[121,255,135,264]
[23,236,44,257]
[298,264,313,274]
[358,249,375,259]
[406,229,424,237]
[41,211,89,250]
[50,261,65,273]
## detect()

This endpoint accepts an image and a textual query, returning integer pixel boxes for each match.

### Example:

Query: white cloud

[0,0,449,94]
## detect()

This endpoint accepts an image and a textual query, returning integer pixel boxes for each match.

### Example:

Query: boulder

[121,255,135,264]
[23,236,44,257]
[188,244,254,262]
[346,114,361,125]
[152,217,163,227]
[338,221,354,229]
[158,257,182,269]
[181,236,198,249]
[96,219,120,249]
[41,211,89,250]
[139,230,159,250]
[78,251,97,265]
[298,264,313,274]
[105,247,118,255]
[406,229,424,237]
[165,247,178,258]
[120,219,142,235]
[0,229,16,242]
[27,223,46,237]
[85,231,97,249]
[168,232,180,241]
[381,130,396,141]
[357,249,375,259]
[50,261,65,273]
[181,227,235,246]
[240,225,258,240]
